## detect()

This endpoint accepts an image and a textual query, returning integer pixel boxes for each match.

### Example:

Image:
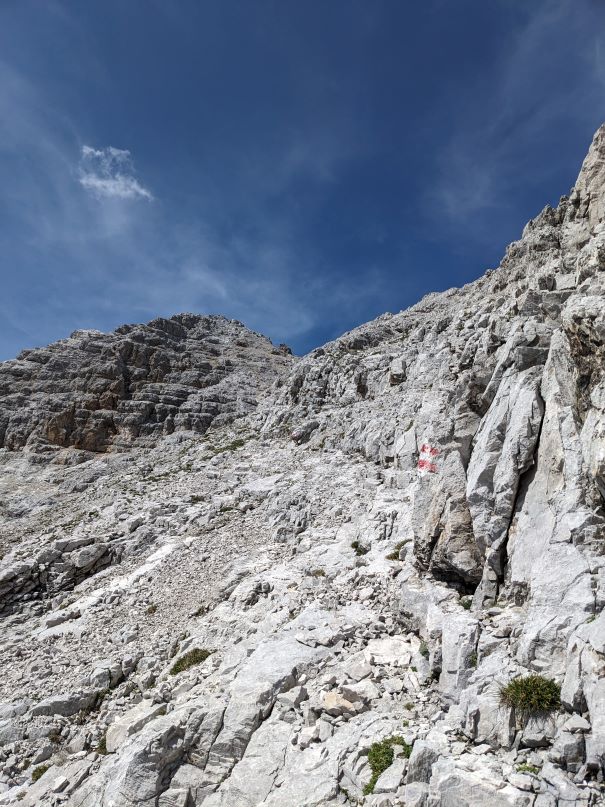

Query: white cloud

[78,145,153,200]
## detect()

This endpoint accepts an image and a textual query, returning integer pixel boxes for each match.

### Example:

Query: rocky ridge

[0,313,293,453]
[1,126,605,806]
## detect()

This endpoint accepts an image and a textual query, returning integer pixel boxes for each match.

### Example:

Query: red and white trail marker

[417,443,439,475]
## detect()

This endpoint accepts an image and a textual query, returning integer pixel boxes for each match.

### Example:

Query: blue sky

[1,0,605,359]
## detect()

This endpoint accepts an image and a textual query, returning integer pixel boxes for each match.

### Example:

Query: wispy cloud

[78,145,153,200]
[0,55,366,359]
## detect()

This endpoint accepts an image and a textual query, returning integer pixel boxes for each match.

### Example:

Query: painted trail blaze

[418,443,439,473]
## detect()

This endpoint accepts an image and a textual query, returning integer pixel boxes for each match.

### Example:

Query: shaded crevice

[497,422,544,604]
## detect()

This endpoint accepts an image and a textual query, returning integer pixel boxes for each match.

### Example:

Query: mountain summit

[1,126,605,806]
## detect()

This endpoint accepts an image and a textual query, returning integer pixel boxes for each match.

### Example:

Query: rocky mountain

[0,314,293,453]
[1,126,605,807]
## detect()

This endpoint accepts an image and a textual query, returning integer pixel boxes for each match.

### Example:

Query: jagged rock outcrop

[1,126,605,806]
[0,314,293,453]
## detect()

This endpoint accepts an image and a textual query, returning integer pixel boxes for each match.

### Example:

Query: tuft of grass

[461,597,473,610]
[499,675,560,716]
[386,539,409,561]
[419,641,429,658]
[146,604,157,615]
[208,437,248,456]
[351,540,369,556]
[96,734,108,755]
[516,763,540,774]
[469,652,478,668]
[170,648,212,675]
[309,568,326,577]
[31,765,50,783]
[363,736,412,795]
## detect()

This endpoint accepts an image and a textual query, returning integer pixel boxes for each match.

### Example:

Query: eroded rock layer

[0,314,293,453]
[1,127,605,806]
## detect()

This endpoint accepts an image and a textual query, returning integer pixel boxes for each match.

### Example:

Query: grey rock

[0,314,293,452]
[105,700,167,753]
[29,691,97,718]
[407,740,440,784]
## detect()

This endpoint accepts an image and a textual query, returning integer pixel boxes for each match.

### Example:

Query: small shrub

[31,765,50,783]
[469,652,478,668]
[404,701,414,710]
[461,597,472,610]
[363,736,412,795]
[146,604,157,615]
[500,675,560,716]
[419,641,429,658]
[194,604,209,617]
[351,540,368,556]
[170,648,212,675]
[96,734,108,755]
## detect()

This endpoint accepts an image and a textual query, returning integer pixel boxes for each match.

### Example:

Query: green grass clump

[419,641,429,658]
[500,675,560,715]
[461,597,472,610]
[31,765,50,783]
[170,648,212,675]
[351,540,369,556]
[516,763,540,774]
[385,540,409,561]
[363,736,412,795]
[207,437,248,456]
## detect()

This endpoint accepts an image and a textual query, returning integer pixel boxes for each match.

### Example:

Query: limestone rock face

[0,314,293,453]
[2,126,605,806]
